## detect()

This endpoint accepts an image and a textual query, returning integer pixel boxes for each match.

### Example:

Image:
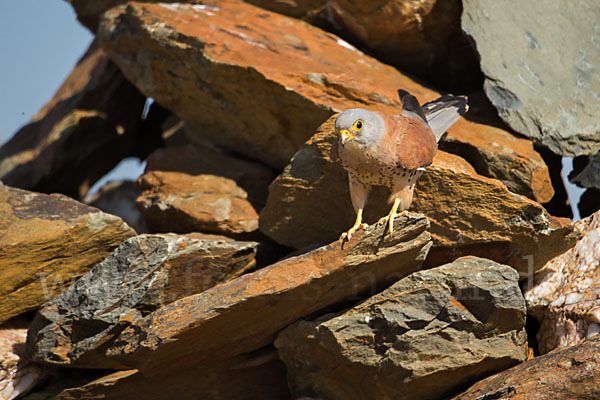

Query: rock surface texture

[26,233,259,369]
[525,210,600,354]
[260,116,577,273]
[0,183,135,324]
[275,257,527,400]
[462,0,600,157]
[0,41,145,199]
[452,337,600,400]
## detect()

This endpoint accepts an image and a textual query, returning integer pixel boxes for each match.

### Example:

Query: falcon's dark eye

[353,120,363,131]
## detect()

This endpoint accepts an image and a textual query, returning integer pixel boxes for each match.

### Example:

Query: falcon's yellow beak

[340,129,355,145]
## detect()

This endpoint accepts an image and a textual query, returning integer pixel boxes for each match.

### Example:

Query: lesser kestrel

[330,89,468,240]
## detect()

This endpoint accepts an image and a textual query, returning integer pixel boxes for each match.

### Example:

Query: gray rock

[275,257,527,400]
[462,0,600,157]
[570,151,600,190]
[25,233,259,369]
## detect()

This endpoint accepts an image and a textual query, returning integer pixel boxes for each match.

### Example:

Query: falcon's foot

[340,208,368,241]
[377,210,409,235]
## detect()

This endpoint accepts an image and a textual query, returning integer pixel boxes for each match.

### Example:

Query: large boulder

[259,116,578,274]
[525,210,600,354]
[0,40,146,199]
[452,337,600,400]
[275,257,527,400]
[0,183,135,324]
[26,233,259,369]
[462,0,600,157]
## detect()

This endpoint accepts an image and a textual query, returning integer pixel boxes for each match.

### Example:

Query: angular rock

[85,180,147,234]
[97,1,444,170]
[136,171,259,236]
[462,0,600,157]
[0,316,46,400]
[145,121,276,209]
[0,183,135,324]
[26,233,259,369]
[0,40,145,199]
[452,337,600,400]
[103,213,431,374]
[259,116,577,274]
[275,257,527,400]
[570,151,600,190]
[524,210,600,354]
[440,93,553,203]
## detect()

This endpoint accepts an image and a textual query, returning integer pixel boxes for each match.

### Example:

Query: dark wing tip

[397,89,427,122]
[422,94,469,117]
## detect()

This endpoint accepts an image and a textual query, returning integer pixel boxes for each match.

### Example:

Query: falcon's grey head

[334,108,385,147]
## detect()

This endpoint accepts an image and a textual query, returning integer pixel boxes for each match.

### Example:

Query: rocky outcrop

[259,116,577,274]
[276,257,527,400]
[26,233,259,369]
[0,316,45,400]
[0,41,145,199]
[452,337,600,400]
[524,210,600,354]
[136,171,259,236]
[462,0,600,157]
[99,215,431,387]
[0,183,135,324]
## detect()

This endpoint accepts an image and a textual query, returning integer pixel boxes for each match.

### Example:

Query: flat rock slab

[136,171,259,236]
[0,183,135,324]
[26,233,259,369]
[525,210,600,354]
[0,40,145,199]
[276,257,527,400]
[452,337,600,400]
[462,0,600,157]
[259,116,577,274]
[103,213,431,374]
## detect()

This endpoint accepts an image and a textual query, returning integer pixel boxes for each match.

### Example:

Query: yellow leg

[377,198,406,234]
[340,208,368,241]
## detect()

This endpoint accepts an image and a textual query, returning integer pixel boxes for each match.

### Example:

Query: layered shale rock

[525,210,600,354]
[0,41,145,199]
[136,171,259,236]
[453,337,600,400]
[26,233,259,369]
[276,257,527,400]
[462,0,600,157]
[0,183,135,324]
[259,116,577,274]
[83,214,432,398]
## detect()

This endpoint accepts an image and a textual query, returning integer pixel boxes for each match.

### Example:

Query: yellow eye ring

[353,120,363,131]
